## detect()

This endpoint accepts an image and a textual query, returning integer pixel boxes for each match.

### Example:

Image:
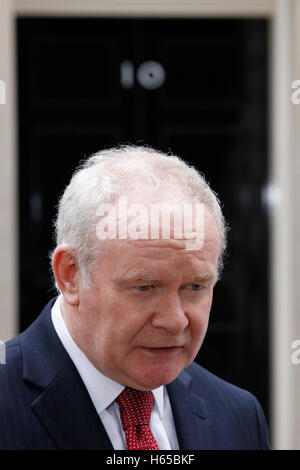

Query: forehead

[96,207,220,279]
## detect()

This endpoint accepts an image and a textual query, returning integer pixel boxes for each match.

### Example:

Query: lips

[142,345,183,349]
[140,346,183,352]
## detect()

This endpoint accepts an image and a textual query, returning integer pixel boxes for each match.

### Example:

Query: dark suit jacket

[0,298,270,450]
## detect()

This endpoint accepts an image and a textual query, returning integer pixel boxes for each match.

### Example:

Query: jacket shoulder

[0,334,23,380]
[185,361,262,408]
[184,362,270,449]
[0,334,28,406]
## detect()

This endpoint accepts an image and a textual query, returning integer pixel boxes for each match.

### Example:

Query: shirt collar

[152,386,165,419]
[51,295,165,417]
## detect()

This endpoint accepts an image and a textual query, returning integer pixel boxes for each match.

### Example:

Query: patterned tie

[116,387,160,450]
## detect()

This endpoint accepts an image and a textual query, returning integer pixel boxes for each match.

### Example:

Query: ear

[52,245,80,306]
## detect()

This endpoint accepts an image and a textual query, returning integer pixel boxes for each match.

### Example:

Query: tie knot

[116,387,154,430]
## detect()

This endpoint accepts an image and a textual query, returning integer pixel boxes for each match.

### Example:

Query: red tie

[116,387,160,450]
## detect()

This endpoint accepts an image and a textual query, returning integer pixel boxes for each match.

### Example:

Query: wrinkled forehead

[100,231,220,286]
[96,205,221,267]
[116,237,205,254]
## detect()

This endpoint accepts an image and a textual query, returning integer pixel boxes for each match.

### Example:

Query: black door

[17,17,269,416]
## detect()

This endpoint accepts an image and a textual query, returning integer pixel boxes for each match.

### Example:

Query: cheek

[190,291,214,338]
[94,299,143,345]
[191,314,209,341]
[203,286,214,309]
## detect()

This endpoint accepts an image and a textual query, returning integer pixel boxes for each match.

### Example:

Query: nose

[150,292,189,335]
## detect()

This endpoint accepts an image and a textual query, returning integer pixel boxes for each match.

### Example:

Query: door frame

[0,0,299,450]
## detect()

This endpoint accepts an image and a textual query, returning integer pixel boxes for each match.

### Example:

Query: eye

[137,285,152,292]
[189,284,202,291]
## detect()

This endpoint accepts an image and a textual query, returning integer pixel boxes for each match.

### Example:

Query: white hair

[53,144,228,287]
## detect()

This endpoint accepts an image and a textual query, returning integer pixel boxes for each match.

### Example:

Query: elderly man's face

[68,206,220,391]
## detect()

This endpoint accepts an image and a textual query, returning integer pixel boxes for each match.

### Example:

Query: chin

[134,367,184,391]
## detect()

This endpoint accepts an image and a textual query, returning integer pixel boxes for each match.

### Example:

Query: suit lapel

[167,370,218,450]
[30,361,113,450]
[21,299,113,450]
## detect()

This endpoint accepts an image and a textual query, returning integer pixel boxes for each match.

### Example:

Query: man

[0,145,270,449]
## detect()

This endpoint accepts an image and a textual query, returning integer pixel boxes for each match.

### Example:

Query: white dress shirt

[51,295,179,450]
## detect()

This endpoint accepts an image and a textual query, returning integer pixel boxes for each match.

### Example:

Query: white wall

[290,0,300,450]
[0,0,17,342]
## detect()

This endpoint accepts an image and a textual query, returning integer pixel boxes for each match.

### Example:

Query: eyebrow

[116,272,216,285]
[116,273,160,284]
[192,275,216,284]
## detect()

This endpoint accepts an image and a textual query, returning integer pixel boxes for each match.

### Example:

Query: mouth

[139,346,184,354]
